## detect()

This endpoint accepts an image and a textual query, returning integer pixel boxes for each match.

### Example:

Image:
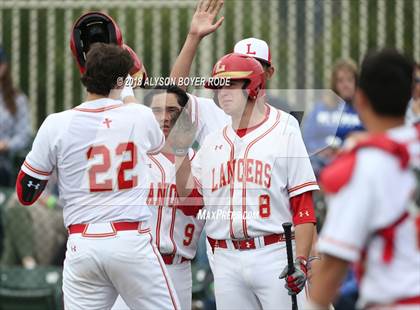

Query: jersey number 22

[87,142,137,192]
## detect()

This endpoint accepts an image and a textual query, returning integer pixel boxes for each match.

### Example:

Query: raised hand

[189,0,224,38]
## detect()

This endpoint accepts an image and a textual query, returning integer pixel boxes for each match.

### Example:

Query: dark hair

[255,58,271,70]
[0,47,19,116]
[81,43,133,96]
[144,85,189,108]
[358,49,413,117]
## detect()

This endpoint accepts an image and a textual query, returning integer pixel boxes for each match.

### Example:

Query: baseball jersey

[146,152,205,259]
[191,105,319,240]
[21,98,165,227]
[189,94,231,147]
[318,125,420,307]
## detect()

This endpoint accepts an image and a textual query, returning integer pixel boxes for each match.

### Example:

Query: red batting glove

[279,256,308,295]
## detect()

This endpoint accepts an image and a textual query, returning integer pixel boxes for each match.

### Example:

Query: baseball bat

[282,222,298,310]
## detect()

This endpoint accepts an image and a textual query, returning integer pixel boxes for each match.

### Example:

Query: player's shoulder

[356,147,399,174]
[119,103,156,122]
[198,129,224,151]
[321,130,412,194]
[124,102,151,111]
[188,93,230,119]
[121,102,153,114]
[188,93,214,106]
[41,109,73,127]
[273,107,301,134]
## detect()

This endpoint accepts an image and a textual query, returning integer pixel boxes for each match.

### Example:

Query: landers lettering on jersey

[211,158,271,192]
[146,182,179,207]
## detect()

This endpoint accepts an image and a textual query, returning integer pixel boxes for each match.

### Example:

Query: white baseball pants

[112,260,191,310]
[212,242,308,310]
[63,230,180,310]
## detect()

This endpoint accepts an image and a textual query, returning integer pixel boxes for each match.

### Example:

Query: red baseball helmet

[70,12,123,74]
[205,53,266,100]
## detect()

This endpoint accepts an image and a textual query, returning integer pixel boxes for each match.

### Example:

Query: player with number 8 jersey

[16,44,180,310]
[176,53,319,309]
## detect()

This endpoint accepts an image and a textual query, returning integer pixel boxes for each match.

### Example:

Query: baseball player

[173,53,319,309]
[16,43,180,310]
[171,0,320,274]
[112,85,206,310]
[145,85,205,310]
[308,49,420,309]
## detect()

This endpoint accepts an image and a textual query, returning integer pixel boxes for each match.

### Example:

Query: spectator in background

[303,59,363,310]
[0,46,31,187]
[303,59,364,176]
[405,63,420,125]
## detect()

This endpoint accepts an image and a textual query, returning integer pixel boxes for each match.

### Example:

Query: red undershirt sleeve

[289,191,317,225]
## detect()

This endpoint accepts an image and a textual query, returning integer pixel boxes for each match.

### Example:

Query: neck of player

[232,98,267,130]
[86,92,107,101]
[365,116,405,133]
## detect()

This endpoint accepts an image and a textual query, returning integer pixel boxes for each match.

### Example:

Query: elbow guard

[16,170,48,206]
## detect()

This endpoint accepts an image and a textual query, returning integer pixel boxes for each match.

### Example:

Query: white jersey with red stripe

[146,152,205,259]
[318,125,420,308]
[191,105,319,240]
[189,94,231,147]
[21,98,165,227]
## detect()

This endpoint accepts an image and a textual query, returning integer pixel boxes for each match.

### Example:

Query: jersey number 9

[183,224,195,246]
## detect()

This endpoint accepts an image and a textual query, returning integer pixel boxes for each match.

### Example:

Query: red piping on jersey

[241,107,281,238]
[193,176,203,190]
[169,205,177,255]
[149,154,166,252]
[156,206,163,250]
[222,126,236,239]
[148,135,165,155]
[320,235,360,253]
[288,181,318,194]
[73,104,124,113]
[189,149,197,161]
[148,233,179,310]
[149,154,177,255]
[161,152,175,164]
[234,105,270,138]
[23,161,52,176]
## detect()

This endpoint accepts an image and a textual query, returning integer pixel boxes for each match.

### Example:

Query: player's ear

[266,66,274,80]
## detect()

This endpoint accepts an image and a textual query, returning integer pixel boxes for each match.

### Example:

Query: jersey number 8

[259,194,271,218]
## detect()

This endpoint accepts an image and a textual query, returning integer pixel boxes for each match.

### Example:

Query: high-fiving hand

[189,0,224,39]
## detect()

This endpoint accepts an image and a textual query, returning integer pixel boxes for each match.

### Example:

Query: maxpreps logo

[196,209,259,220]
